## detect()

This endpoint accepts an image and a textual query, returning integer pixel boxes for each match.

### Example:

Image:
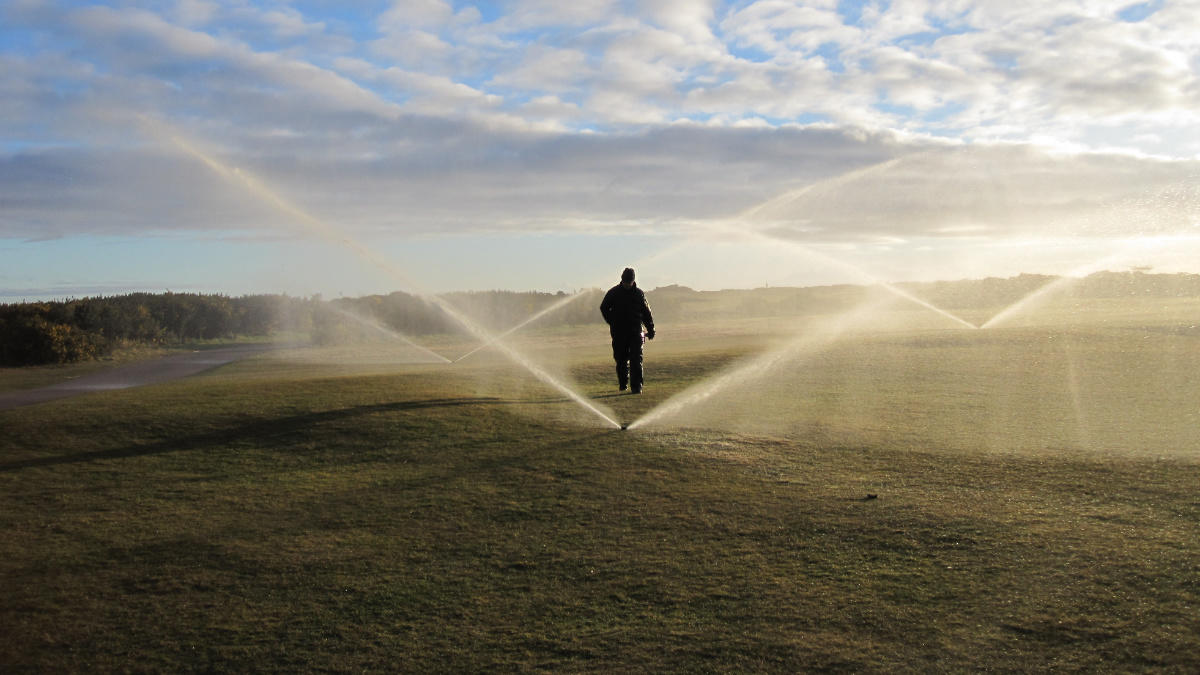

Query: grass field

[0,337,284,393]
[2,297,1198,671]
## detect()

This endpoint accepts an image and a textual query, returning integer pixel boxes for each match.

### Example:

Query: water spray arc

[327,305,452,363]
[142,117,620,429]
[978,237,1186,330]
[451,240,693,363]
[738,157,906,221]
[717,155,979,330]
[431,298,621,427]
[628,300,889,430]
[452,289,592,363]
[626,159,978,431]
[703,221,979,329]
[748,230,980,330]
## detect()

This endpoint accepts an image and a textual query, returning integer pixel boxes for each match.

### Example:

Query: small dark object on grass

[621,424,629,430]
[865,494,878,500]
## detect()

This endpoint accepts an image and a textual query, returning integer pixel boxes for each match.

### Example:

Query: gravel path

[0,344,275,411]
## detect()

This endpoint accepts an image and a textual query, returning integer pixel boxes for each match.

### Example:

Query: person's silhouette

[599,267,655,393]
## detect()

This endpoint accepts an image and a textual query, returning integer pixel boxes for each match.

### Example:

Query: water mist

[628,299,890,430]
[327,305,452,363]
[143,116,620,429]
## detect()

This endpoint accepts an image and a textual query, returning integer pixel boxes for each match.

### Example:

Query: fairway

[2,299,1198,672]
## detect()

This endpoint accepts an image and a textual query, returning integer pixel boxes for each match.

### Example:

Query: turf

[1,306,1198,672]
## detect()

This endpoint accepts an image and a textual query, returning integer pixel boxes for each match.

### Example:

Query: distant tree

[0,312,105,365]
[5,273,1200,367]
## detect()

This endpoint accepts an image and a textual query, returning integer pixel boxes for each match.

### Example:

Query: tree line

[6,271,1197,367]
[0,290,609,367]
[0,293,306,366]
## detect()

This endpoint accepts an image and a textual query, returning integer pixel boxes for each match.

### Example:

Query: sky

[2,0,1200,300]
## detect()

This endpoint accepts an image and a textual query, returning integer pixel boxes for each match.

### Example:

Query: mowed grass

[2,305,1199,671]
[0,345,178,391]
[0,338,281,392]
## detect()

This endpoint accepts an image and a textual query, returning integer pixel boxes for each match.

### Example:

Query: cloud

[246,7,327,40]
[2,1,1199,251]
[0,120,891,237]
[378,68,503,111]
[10,0,1195,145]
[640,0,720,45]
[488,45,593,92]
[378,0,456,30]
[720,1,860,56]
[503,0,622,29]
[58,5,396,120]
[172,0,218,27]
[746,145,1200,242]
[4,108,1197,258]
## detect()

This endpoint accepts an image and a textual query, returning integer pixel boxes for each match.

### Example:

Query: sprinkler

[621,424,629,430]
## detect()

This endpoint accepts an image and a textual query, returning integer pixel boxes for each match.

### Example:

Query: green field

[2,296,1198,671]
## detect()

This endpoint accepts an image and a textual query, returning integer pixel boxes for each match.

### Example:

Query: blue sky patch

[893,12,976,48]
[924,101,968,123]
[727,41,774,64]
[816,42,845,73]
[836,0,872,27]
[874,100,915,118]
[1117,0,1164,22]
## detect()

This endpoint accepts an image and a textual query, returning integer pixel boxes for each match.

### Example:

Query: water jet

[628,298,890,430]
[145,116,619,429]
[980,237,1177,329]
[717,155,980,330]
[327,305,451,363]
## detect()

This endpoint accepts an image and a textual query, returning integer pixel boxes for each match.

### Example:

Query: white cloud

[503,0,621,29]
[378,0,456,30]
[172,0,217,26]
[489,45,593,92]
[720,1,859,56]
[520,95,581,125]
[748,145,1200,242]
[585,88,671,125]
[370,27,456,69]
[4,0,1200,249]
[683,59,841,121]
[61,5,401,125]
[640,0,720,44]
[859,0,938,41]
[378,67,504,113]
[6,0,1197,145]
[253,8,326,39]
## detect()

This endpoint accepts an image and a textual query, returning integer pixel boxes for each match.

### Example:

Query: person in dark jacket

[600,267,655,393]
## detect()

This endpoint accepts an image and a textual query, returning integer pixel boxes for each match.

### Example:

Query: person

[600,267,655,393]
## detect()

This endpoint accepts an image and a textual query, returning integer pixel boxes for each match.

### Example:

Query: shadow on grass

[0,396,528,472]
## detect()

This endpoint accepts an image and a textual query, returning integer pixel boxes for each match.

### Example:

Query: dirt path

[0,344,275,411]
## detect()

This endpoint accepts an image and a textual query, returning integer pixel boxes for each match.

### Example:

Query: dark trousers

[611,331,643,391]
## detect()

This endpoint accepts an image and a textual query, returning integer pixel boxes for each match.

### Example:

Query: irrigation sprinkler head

[620,424,629,430]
